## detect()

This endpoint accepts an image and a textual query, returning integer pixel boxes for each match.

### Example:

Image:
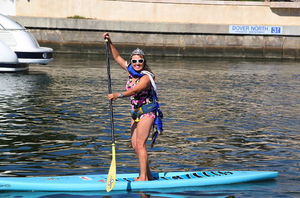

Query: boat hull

[0,14,53,72]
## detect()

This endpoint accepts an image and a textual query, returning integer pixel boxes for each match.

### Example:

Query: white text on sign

[229,25,282,35]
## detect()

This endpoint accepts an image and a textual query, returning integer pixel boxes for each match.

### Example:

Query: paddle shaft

[105,39,115,144]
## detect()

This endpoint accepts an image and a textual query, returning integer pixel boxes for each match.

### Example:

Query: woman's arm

[103,32,127,70]
[108,75,151,100]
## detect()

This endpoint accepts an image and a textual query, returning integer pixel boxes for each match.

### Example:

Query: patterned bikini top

[126,74,153,109]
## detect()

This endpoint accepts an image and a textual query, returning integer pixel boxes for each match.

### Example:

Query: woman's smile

[133,63,143,70]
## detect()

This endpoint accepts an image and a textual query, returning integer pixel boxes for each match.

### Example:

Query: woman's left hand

[108,93,119,100]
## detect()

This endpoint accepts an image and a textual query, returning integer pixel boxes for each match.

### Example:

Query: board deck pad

[0,171,278,192]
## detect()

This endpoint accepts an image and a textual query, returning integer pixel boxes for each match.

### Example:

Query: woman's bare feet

[134,175,153,181]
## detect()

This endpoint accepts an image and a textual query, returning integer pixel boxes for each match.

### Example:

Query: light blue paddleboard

[0,171,278,192]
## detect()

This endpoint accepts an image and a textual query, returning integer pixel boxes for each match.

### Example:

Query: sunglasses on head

[131,59,144,64]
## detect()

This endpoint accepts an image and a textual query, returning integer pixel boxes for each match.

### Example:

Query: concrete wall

[15,0,300,26]
[12,0,300,59]
[31,30,300,59]
[10,16,299,59]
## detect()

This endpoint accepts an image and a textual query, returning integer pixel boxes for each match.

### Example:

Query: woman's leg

[131,116,154,181]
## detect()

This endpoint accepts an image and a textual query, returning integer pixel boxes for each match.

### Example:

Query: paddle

[104,37,116,192]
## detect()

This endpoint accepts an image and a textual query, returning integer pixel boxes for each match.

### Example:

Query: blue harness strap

[127,64,163,147]
[131,103,156,121]
[127,64,144,78]
[151,88,163,148]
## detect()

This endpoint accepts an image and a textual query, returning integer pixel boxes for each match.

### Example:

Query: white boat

[0,14,53,72]
[0,40,20,72]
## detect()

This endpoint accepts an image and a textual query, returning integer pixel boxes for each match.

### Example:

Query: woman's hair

[142,58,153,74]
[130,48,153,74]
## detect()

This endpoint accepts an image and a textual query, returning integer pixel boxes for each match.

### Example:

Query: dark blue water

[0,54,299,197]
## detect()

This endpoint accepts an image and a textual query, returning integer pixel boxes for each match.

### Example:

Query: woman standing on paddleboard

[103,32,163,181]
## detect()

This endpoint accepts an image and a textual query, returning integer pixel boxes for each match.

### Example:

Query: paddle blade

[106,144,116,192]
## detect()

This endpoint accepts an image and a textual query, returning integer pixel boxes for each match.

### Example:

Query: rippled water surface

[0,54,299,197]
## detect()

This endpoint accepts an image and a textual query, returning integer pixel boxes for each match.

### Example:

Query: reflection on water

[0,54,299,197]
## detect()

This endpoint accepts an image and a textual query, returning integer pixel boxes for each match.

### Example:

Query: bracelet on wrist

[119,93,124,98]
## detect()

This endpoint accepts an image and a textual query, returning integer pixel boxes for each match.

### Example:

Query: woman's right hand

[102,32,127,69]
[108,93,120,101]
[102,32,111,41]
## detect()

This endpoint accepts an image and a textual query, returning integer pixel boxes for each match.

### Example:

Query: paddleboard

[0,171,278,192]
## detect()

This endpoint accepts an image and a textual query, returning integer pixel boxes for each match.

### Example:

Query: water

[0,53,299,197]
